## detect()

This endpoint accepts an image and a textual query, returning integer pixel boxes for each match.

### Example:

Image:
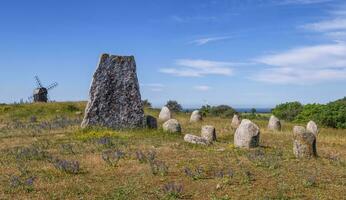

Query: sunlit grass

[0,102,345,199]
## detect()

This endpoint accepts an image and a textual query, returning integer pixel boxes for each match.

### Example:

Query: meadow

[0,102,345,200]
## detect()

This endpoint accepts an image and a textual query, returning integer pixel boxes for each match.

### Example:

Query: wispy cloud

[253,43,346,83]
[141,83,165,92]
[190,36,232,45]
[303,18,346,32]
[278,0,334,5]
[170,15,217,23]
[160,59,238,77]
[302,5,346,39]
[194,85,211,91]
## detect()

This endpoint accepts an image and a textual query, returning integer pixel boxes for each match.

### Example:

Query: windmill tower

[29,76,58,103]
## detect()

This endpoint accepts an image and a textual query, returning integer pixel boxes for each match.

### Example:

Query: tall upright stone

[234,119,260,148]
[201,125,216,143]
[268,115,281,131]
[293,126,317,158]
[81,54,145,129]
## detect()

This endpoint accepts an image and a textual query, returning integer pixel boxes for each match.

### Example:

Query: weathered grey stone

[268,115,281,131]
[231,114,241,129]
[184,134,209,145]
[306,121,318,137]
[201,125,216,143]
[162,119,181,133]
[293,126,317,158]
[234,119,260,148]
[159,106,171,122]
[190,110,202,122]
[81,54,144,129]
[145,115,157,129]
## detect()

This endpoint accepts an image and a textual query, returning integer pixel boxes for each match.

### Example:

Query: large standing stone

[293,126,317,158]
[190,110,202,122]
[306,121,318,137]
[81,54,144,129]
[231,114,241,129]
[268,115,281,131]
[159,106,171,122]
[184,134,209,145]
[162,119,181,133]
[201,125,216,143]
[234,119,260,148]
[145,115,157,129]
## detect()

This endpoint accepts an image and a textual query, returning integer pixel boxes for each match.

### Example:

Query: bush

[272,102,303,121]
[142,99,152,108]
[280,98,346,129]
[322,101,346,128]
[165,100,183,112]
[200,105,236,118]
[294,104,325,124]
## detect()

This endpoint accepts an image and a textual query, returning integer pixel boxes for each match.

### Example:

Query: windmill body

[30,76,58,103]
[33,87,48,102]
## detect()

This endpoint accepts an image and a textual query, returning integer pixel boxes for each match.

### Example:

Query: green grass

[0,102,345,199]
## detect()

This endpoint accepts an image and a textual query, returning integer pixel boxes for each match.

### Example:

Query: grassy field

[0,102,345,200]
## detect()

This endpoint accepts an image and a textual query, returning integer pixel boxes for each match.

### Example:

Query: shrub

[294,101,346,128]
[294,104,325,124]
[52,158,80,174]
[272,101,303,121]
[165,100,183,112]
[142,99,152,108]
[200,105,236,118]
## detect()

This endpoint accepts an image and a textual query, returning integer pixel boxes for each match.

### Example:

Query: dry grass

[0,102,345,200]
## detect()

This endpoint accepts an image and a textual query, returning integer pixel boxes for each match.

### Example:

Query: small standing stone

[201,125,216,143]
[162,119,181,133]
[145,115,157,129]
[234,119,260,148]
[293,126,317,158]
[268,115,281,131]
[184,134,209,145]
[306,121,318,137]
[159,106,171,122]
[190,110,202,122]
[231,114,241,129]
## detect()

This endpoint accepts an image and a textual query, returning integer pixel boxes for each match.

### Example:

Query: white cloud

[190,36,232,45]
[257,43,346,69]
[194,85,211,91]
[279,0,334,5]
[170,15,217,23]
[141,83,164,92]
[160,59,237,77]
[253,43,346,83]
[302,5,346,40]
[303,18,346,32]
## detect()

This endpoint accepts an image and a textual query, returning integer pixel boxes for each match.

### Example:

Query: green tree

[201,105,236,118]
[165,100,183,112]
[272,101,303,121]
[142,99,152,108]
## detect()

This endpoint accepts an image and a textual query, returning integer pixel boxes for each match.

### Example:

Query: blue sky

[1,0,346,108]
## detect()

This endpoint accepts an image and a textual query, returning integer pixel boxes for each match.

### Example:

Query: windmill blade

[34,76,43,88]
[28,96,34,102]
[47,82,58,91]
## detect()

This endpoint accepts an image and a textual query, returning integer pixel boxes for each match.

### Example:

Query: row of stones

[158,106,319,159]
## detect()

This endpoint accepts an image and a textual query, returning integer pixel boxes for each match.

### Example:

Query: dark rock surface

[145,115,158,129]
[81,54,145,129]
